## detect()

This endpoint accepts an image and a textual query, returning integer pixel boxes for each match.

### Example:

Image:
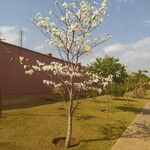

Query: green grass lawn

[0,93,149,150]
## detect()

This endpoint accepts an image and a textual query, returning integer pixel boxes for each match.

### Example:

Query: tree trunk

[65,108,73,148]
[105,95,109,112]
[65,88,73,148]
[126,92,129,105]
[126,82,130,105]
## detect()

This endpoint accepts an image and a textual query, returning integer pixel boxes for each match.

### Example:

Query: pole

[18,29,23,47]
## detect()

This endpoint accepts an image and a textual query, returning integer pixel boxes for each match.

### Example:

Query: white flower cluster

[19,56,113,95]
[74,73,113,94]
[36,60,45,66]
[32,65,41,71]
[42,61,83,78]
[33,0,111,58]
[19,56,24,64]
[43,80,62,89]
[19,57,83,78]
[25,69,34,75]
[74,82,102,94]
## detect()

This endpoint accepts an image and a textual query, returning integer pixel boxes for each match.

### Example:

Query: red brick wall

[0,41,68,95]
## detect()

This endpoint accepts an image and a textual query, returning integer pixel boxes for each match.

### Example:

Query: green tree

[125,70,150,98]
[87,56,128,97]
[87,56,128,112]
[87,55,127,84]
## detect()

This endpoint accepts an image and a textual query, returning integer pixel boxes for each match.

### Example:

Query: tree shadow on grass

[122,121,150,138]
[75,115,96,121]
[80,123,126,143]
[5,113,52,117]
[116,106,143,114]
[81,120,150,144]
[141,97,150,100]
[2,94,63,110]
[113,97,137,102]
[141,108,150,115]
[92,100,106,104]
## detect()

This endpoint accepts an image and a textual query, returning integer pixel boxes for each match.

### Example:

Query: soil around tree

[52,137,80,148]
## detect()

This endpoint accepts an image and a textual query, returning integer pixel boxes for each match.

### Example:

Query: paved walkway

[112,101,150,150]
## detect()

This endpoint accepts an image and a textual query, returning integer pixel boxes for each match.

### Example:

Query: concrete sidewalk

[111,101,150,150]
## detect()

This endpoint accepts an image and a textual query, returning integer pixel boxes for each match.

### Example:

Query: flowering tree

[20,0,112,147]
[19,57,112,147]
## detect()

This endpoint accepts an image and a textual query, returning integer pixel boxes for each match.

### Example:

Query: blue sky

[0,0,150,74]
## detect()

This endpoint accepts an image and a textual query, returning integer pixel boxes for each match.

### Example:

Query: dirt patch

[52,137,79,148]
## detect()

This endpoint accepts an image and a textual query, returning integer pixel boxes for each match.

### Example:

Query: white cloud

[102,37,150,73]
[33,42,54,54]
[34,44,45,51]
[122,51,150,63]
[0,26,27,46]
[132,37,150,50]
[103,37,150,55]
[103,44,128,53]
[142,20,150,25]
[0,26,18,44]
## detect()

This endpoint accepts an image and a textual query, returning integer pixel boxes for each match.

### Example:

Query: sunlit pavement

[111,101,150,150]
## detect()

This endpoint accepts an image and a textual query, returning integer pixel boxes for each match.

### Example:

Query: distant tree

[107,83,126,97]
[87,55,127,84]
[87,56,128,98]
[87,56,127,112]
[125,70,150,98]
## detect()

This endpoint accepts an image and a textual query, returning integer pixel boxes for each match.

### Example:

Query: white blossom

[18,0,112,102]
[19,56,24,62]
[19,55,113,98]
[32,0,111,61]
[32,65,41,71]
[24,65,27,69]
[25,69,34,75]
